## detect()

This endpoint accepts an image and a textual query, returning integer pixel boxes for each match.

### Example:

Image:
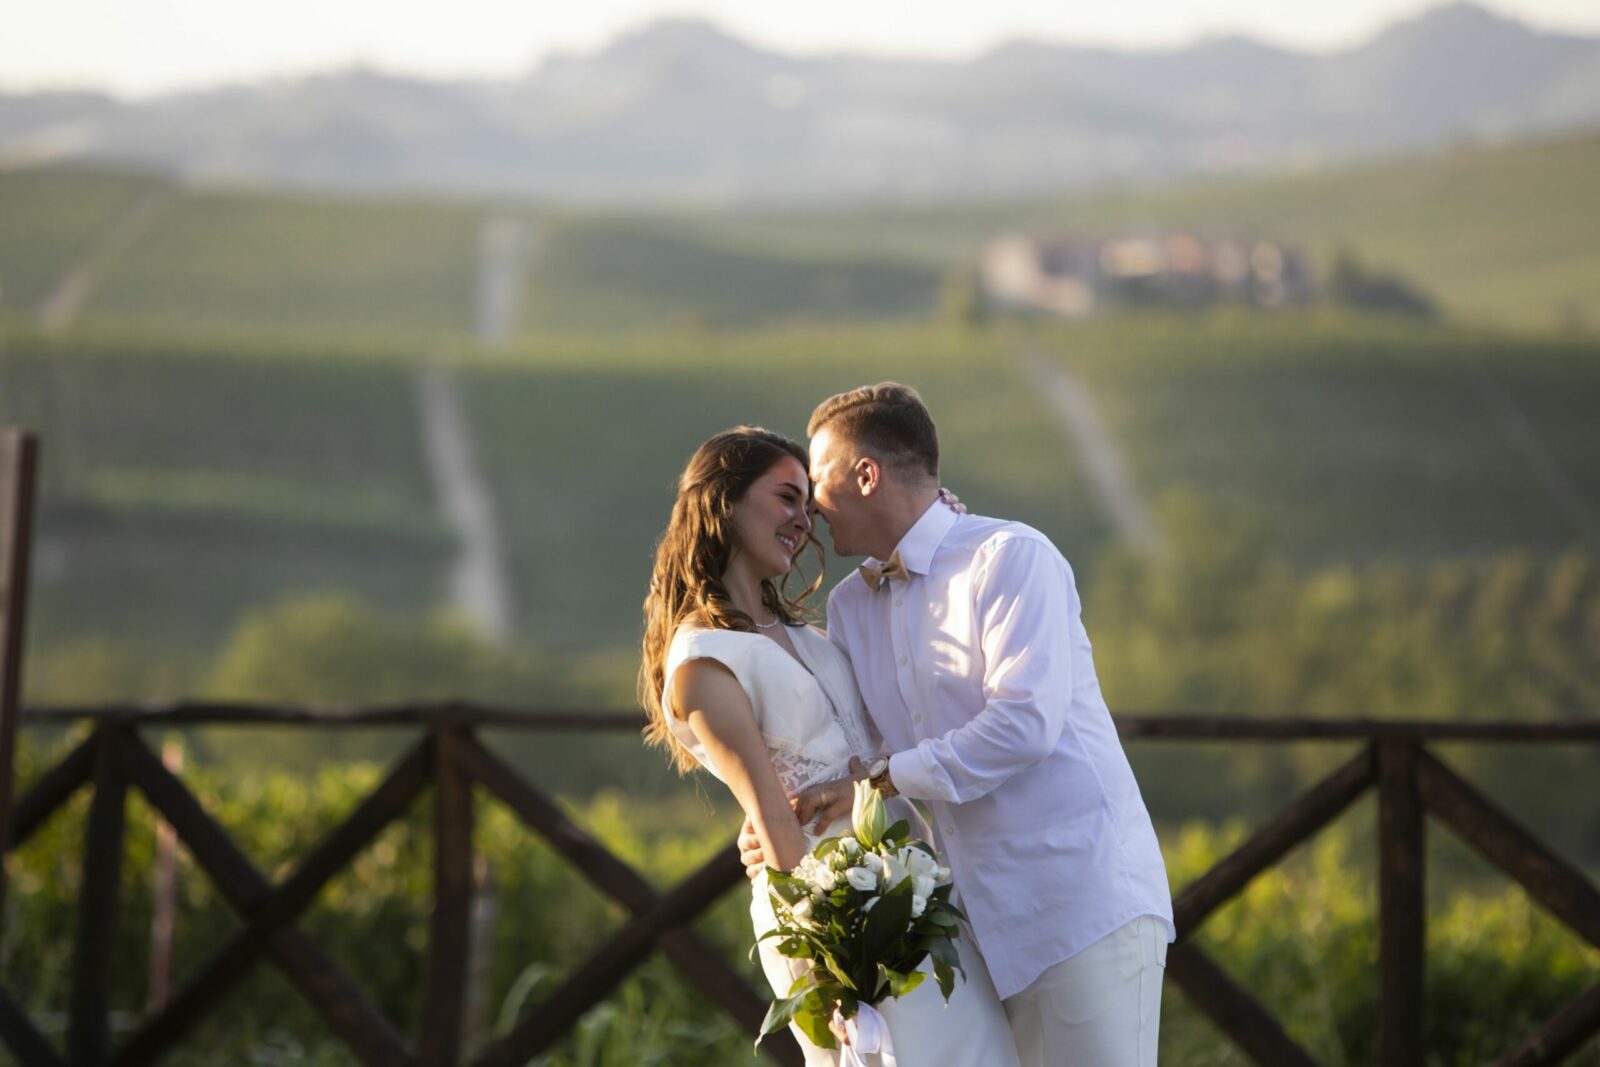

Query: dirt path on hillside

[1017,347,1164,555]
[415,213,531,643]
[474,215,533,343]
[38,189,169,331]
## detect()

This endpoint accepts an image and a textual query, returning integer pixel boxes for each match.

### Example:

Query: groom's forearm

[884,695,1065,803]
[888,539,1077,804]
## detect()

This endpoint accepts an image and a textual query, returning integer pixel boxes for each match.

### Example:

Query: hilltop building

[979,232,1313,318]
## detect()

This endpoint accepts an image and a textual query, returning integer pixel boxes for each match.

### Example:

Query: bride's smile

[726,455,813,582]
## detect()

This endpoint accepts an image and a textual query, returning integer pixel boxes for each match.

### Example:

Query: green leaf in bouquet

[820,946,858,992]
[794,988,842,1049]
[927,931,967,987]
[751,927,790,963]
[878,964,928,998]
[860,882,916,986]
[776,935,814,959]
[758,989,810,1046]
[933,956,956,1001]
[813,836,845,860]
[883,819,910,846]
[767,871,810,905]
[924,907,959,928]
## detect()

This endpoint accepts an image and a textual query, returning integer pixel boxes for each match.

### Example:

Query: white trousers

[1003,916,1167,1067]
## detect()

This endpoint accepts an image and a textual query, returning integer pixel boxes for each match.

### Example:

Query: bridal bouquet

[756,779,965,1057]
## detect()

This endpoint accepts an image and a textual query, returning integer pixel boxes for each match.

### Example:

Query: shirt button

[913,713,923,723]
[898,655,907,666]
[945,824,956,835]
[894,596,903,607]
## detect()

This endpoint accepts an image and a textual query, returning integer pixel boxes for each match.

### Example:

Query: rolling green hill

[518,213,941,332]
[0,328,452,654]
[1034,312,1600,567]
[0,167,167,312]
[680,132,1600,333]
[84,185,484,337]
[4,133,1597,336]
[2,314,1595,671]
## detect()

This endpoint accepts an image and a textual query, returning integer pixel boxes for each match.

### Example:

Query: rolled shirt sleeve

[888,535,1076,804]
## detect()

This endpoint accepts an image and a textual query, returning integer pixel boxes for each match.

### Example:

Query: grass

[80,185,483,338]
[0,166,167,312]
[0,328,451,654]
[518,212,942,332]
[1032,311,1600,567]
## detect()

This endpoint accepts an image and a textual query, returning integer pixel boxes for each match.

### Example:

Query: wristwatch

[866,756,899,798]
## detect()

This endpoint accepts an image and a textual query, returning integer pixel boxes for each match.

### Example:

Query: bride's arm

[671,659,810,873]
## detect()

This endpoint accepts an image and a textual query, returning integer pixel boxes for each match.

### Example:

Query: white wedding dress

[664,623,1021,1067]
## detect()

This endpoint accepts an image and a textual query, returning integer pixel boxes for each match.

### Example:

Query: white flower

[845,866,879,892]
[910,894,927,918]
[934,865,952,885]
[792,897,815,923]
[840,838,863,859]
[852,779,889,847]
[912,874,936,900]
[879,850,910,891]
[861,852,885,876]
[901,848,938,879]
[814,866,839,891]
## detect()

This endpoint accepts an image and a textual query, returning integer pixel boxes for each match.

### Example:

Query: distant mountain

[2,3,1597,203]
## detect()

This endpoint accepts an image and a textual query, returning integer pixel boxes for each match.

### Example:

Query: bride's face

[728,456,813,579]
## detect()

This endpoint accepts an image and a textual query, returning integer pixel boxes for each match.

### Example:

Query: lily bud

[852,777,888,849]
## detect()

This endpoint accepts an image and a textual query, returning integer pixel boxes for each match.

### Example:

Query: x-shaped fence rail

[0,712,807,1067]
[1,709,1598,1066]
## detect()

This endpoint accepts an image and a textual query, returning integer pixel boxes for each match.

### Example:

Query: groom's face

[807,427,866,557]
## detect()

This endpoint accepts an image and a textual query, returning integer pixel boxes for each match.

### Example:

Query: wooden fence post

[70,726,129,1067]
[422,726,474,1065]
[1378,740,1424,1067]
[0,429,38,917]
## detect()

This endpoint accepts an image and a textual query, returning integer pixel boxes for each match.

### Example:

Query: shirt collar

[883,498,957,577]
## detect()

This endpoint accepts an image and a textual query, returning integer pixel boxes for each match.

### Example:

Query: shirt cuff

[887,747,938,802]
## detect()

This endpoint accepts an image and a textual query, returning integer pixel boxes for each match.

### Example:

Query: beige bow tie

[859,551,910,591]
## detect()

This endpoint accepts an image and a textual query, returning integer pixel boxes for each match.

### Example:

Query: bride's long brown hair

[639,427,825,773]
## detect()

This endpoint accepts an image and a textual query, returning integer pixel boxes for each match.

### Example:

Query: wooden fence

[0,707,1596,1066]
[3,429,1599,1066]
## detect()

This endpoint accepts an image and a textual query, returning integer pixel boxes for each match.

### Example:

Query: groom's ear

[854,456,882,497]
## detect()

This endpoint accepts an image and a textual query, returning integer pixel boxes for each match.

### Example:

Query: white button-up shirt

[826,501,1174,999]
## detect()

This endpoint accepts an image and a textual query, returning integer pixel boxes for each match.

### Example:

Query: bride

[639,427,1020,1066]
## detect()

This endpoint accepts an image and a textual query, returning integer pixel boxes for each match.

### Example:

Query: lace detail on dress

[828,700,873,764]
[768,741,850,796]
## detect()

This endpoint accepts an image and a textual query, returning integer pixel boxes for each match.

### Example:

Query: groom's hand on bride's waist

[738,819,765,879]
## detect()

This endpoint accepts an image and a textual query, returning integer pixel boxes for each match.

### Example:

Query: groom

[741,382,1174,1066]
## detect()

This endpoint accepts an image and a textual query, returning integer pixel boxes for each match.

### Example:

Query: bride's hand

[938,487,966,514]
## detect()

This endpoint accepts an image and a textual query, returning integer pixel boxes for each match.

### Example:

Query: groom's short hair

[808,382,939,479]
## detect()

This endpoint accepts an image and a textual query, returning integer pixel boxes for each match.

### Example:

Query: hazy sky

[6,0,1599,98]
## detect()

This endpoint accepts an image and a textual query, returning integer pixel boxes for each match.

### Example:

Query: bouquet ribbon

[832,1002,895,1067]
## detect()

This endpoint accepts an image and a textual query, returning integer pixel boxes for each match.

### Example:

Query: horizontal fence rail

[0,705,1596,1066]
